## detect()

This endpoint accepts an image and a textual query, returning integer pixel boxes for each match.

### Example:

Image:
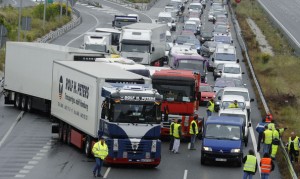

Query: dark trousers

[289,150,299,162]
[169,136,174,150]
[257,132,263,151]
[93,158,103,175]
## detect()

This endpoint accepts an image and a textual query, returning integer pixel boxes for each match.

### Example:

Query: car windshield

[205,124,241,140]
[112,104,160,124]
[185,24,196,30]
[221,101,246,109]
[215,53,235,61]
[215,80,235,87]
[224,91,249,101]
[202,32,212,37]
[215,36,231,44]
[189,5,201,10]
[176,36,195,44]
[215,27,227,33]
[200,85,213,92]
[158,16,172,23]
[216,64,224,70]
[177,60,205,73]
[224,67,240,74]
[207,42,217,47]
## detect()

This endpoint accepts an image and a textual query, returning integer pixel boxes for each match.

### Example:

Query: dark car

[213,77,245,93]
[213,63,224,80]
[175,35,201,53]
[200,31,213,44]
[200,41,217,57]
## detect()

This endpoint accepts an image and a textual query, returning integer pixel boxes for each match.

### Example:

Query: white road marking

[183,170,188,179]
[187,143,191,149]
[28,161,39,165]
[103,167,111,179]
[19,170,29,174]
[0,111,24,148]
[43,145,51,149]
[249,126,261,177]
[36,153,45,156]
[23,165,34,170]
[15,174,25,178]
[40,149,49,153]
[32,156,42,160]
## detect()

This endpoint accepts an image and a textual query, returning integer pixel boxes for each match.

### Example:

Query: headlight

[231,149,240,153]
[203,147,212,151]
[113,139,118,151]
[151,140,157,152]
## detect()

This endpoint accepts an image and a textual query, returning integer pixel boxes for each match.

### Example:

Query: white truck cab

[156,12,176,31]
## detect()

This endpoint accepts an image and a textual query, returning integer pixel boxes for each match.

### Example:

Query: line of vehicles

[2,0,256,169]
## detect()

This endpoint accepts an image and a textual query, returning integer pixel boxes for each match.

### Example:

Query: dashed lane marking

[103,167,111,179]
[183,170,188,179]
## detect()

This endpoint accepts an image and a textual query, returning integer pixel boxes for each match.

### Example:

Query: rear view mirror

[237,59,240,63]
[250,98,254,102]
[152,47,155,52]
[242,72,245,74]
[212,58,214,61]
[248,122,252,127]
[218,96,221,100]
[117,45,120,51]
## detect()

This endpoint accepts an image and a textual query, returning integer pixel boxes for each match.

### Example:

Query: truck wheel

[66,126,71,145]
[58,122,64,142]
[21,96,27,111]
[84,136,92,157]
[62,124,68,143]
[14,93,21,109]
[27,97,32,112]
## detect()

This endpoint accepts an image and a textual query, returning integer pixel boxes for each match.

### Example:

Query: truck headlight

[203,147,212,151]
[113,139,118,151]
[151,140,157,152]
[231,149,240,153]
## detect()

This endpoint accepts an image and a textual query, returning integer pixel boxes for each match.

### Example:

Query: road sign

[21,16,32,31]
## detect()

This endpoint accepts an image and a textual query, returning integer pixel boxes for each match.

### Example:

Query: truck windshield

[85,44,106,52]
[114,19,137,28]
[122,43,150,53]
[176,60,205,74]
[112,104,160,124]
[205,124,241,140]
[224,67,240,74]
[158,17,172,23]
[153,84,194,102]
[215,53,235,61]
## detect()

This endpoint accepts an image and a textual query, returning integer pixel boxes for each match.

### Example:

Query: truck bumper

[105,157,161,166]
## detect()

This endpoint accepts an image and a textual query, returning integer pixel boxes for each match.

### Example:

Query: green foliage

[261,53,271,64]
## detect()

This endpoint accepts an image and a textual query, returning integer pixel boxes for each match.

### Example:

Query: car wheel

[27,97,32,112]
[21,96,27,111]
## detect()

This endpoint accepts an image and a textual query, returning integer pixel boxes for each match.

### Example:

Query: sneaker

[93,171,96,177]
[97,174,103,177]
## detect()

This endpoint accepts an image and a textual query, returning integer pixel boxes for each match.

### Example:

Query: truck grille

[124,141,145,155]
[127,57,143,63]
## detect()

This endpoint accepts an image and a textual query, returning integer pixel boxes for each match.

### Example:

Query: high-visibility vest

[273,129,279,140]
[243,155,256,172]
[288,136,299,151]
[271,144,278,158]
[92,141,108,160]
[189,120,198,135]
[279,128,285,137]
[228,103,238,108]
[170,122,175,135]
[173,123,181,138]
[268,123,275,131]
[264,129,273,144]
[260,158,272,174]
[208,101,214,112]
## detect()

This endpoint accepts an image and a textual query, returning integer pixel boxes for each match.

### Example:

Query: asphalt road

[258,0,300,49]
[0,0,284,179]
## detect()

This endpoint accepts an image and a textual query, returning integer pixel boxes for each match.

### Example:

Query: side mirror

[152,47,155,52]
[218,96,221,100]
[212,58,214,61]
[248,122,252,127]
[219,71,222,73]
[244,83,247,86]
[242,72,245,74]
[155,19,158,23]
[112,21,115,27]
[237,59,239,63]
[117,45,120,51]
[250,98,254,102]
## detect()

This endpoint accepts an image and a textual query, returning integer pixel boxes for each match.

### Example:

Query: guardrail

[35,8,82,43]
[228,3,298,179]
[257,0,300,56]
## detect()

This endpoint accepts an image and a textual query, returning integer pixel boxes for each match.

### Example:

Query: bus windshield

[176,59,205,74]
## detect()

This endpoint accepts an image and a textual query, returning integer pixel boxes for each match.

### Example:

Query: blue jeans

[206,110,212,118]
[263,144,271,154]
[243,172,253,179]
[190,134,196,149]
[93,158,103,176]
[261,173,269,179]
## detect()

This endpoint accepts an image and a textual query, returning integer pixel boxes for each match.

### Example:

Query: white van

[211,44,239,69]
[157,12,176,31]
[221,63,244,79]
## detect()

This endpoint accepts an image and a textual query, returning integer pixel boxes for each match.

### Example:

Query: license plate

[215,158,227,162]
[141,159,152,162]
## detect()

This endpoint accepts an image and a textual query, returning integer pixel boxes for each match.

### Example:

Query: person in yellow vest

[228,100,239,108]
[172,119,182,154]
[260,153,275,179]
[262,125,273,155]
[92,136,108,177]
[242,149,257,179]
[287,132,300,163]
[267,120,275,131]
[206,99,215,118]
[169,119,177,151]
[270,128,280,160]
[189,115,199,150]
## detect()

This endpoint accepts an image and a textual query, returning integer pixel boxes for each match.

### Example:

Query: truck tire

[21,96,27,111]
[27,97,32,112]
[14,93,21,109]
[62,124,68,143]
[66,126,71,145]
[58,122,65,142]
[84,136,92,157]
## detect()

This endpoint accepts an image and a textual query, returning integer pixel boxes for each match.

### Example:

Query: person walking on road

[287,132,300,163]
[206,99,215,118]
[260,153,275,179]
[92,136,108,177]
[242,149,257,179]
[262,125,273,154]
[172,119,182,154]
[189,115,199,150]
[169,119,177,151]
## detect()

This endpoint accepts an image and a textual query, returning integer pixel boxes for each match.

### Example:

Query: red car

[199,83,215,105]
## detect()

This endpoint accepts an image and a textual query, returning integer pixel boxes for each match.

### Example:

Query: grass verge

[232,0,300,178]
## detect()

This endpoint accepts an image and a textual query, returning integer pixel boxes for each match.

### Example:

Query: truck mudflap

[105,138,161,167]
